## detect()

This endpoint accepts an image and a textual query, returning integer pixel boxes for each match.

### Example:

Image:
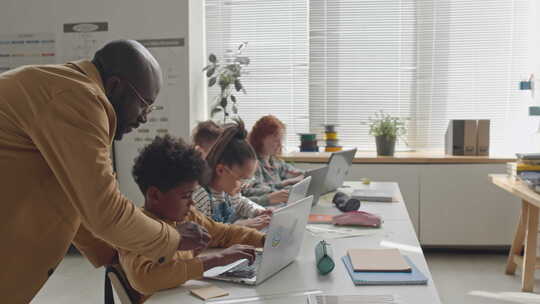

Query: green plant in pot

[203,42,249,123]
[368,111,408,156]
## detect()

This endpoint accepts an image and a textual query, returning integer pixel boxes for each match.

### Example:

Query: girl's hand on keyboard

[235,215,271,230]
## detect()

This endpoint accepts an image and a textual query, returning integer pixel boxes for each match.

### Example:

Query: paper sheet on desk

[207,290,322,304]
[306,224,378,239]
[307,294,398,304]
[207,293,398,304]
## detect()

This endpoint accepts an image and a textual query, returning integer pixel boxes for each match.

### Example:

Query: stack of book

[298,133,319,152]
[324,124,342,152]
[341,248,428,285]
[508,153,540,183]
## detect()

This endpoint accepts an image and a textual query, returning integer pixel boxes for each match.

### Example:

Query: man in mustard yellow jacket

[120,134,263,295]
[0,40,209,303]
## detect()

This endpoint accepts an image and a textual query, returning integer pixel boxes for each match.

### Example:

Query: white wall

[189,0,208,131]
[0,0,207,205]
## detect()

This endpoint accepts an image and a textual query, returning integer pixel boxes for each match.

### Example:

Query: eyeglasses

[224,166,255,187]
[123,79,164,115]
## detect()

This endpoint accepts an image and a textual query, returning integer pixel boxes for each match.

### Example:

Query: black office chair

[104,265,145,304]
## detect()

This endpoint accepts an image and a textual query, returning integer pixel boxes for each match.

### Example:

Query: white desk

[148,182,441,303]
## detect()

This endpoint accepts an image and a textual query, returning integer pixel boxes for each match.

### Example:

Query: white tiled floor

[32,251,540,304]
[426,251,540,304]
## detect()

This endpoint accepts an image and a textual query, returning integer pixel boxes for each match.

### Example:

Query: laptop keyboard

[220,252,262,278]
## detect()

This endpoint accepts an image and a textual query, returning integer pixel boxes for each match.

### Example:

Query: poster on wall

[61,21,108,62]
[114,37,186,205]
[0,33,55,73]
[122,37,186,147]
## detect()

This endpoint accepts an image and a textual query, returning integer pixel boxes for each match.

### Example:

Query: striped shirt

[192,185,265,224]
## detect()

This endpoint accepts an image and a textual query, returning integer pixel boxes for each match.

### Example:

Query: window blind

[415,0,535,154]
[309,0,417,150]
[205,0,309,151]
[206,0,535,154]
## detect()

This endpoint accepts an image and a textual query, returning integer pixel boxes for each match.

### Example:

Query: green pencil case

[314,240,335,275]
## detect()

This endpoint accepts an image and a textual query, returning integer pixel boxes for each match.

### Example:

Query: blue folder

[341,255,428,286]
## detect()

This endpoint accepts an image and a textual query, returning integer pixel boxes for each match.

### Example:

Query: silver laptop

[321,148,357,194]
[305,166,329,206]
[273,176,312,209]
[203,196,313,285]
[287,176,311,204]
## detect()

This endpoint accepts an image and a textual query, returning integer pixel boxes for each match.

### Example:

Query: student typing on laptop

[243,115,305,206]
[192,119,273,230]
[118,135,265,295]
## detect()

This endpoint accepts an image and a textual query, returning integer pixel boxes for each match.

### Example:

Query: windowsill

[280,150,515,164]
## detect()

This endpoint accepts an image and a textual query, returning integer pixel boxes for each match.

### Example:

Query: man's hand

[177,221,211,252]
[234,215,272,230]
[200,244,257,270]
[268,189,289,204]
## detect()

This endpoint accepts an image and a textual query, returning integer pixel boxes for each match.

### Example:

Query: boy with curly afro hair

[118,135,265,295]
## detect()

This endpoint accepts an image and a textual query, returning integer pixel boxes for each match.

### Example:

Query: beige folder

[476,119,490,156]
[347,248,411,272]
[464,120,478,156]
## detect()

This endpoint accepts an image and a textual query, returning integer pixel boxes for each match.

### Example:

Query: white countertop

[148,182,441,304]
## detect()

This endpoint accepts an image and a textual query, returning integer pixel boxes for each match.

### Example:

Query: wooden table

[490,174,540,292]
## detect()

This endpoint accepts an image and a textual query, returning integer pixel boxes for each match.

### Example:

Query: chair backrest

[105,266,144,304]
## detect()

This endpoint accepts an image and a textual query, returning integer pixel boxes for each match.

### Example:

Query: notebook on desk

[347,248,410,272]
[351,189,393,202]
[341,255,428,286]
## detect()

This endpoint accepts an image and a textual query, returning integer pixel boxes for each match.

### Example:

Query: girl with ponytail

[192,119,272,230]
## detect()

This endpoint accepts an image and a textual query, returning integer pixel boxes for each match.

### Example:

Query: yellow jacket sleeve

[119,250,204,295]
[28,89,179,262]
[72,223,116,267]
[119,208,264,295]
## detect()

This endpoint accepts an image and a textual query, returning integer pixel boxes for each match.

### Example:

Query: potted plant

[203,42,249,123]
[368,111,408,156]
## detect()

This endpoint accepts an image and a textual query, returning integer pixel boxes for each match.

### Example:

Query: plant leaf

[206,67,215,77]
[209,54,217,63]
[220,96,228,108]
[219,76,229,90]
[210,106,222,117]
[208,77,217,87]
[236,56,250,65]
[230,94,236,103]
[232,104,238,114]
[202,64,211,71]
[234,79,242,92]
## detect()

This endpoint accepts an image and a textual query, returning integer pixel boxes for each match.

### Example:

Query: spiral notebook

[341,255,428,286]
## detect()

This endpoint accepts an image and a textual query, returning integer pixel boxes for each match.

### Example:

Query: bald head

[92,39,162,99]
[92,40,163,140]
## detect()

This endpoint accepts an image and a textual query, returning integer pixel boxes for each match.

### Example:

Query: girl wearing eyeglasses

[192,119,272,230]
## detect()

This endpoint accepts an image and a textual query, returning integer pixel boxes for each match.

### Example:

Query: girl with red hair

[243,115,304,206]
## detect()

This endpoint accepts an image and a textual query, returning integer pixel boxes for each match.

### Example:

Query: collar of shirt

[258,155,277,171]
[68,60,107,95]
[207,185,228,201]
